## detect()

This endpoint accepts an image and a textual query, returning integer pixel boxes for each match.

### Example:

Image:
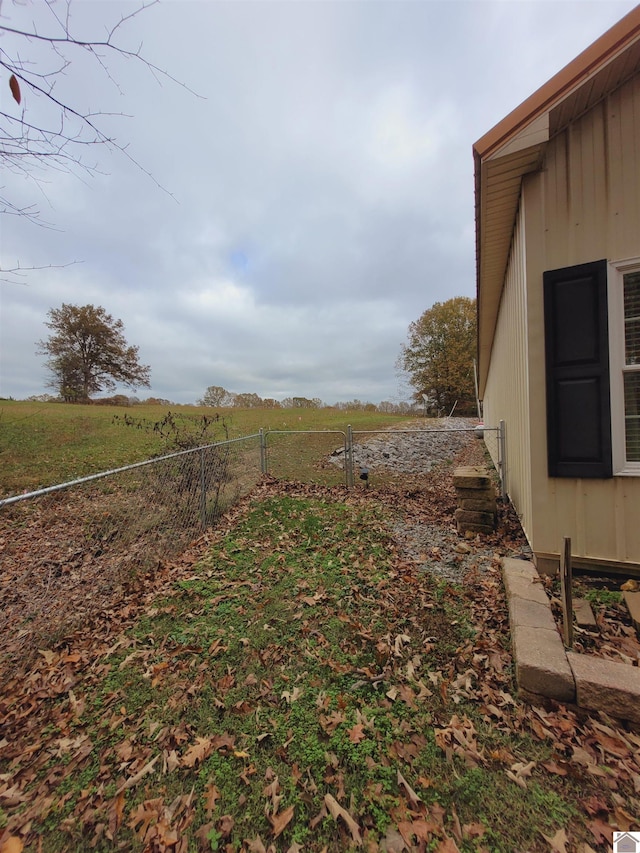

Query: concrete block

[453,467,491,489]
[512,626,575,702]
[459,497,497,512]
[509,596,558,632]
[567,652,640,724]
[454,508,496,527]
[502,557,539,581]
[502,570,551,608]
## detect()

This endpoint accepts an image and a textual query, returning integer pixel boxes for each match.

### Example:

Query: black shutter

[544,259,612,478]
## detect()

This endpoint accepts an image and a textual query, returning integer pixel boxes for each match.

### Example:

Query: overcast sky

[1,0,637,405]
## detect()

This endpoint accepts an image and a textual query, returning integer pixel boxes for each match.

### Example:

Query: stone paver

[502,558,551,607]
[503,556,640,722]
[567,652,640,724]
[509,596,558,632]
[503,558,575,702]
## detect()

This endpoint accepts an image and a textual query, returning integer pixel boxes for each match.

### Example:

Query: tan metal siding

[483,203,533,544]
[526,72,640,565]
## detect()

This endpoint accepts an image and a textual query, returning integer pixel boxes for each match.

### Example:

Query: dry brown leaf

[324,793,362,846]
[182,737,212,768]
[397,769,421,808]
[348,723,366,744]
[269,804,294,839]
[397,819,438,845]
[541,828,569,853]
[380,827,408,852]
[462,822,486,839]
[435,837,460,853]
[203,781,221,813]
[116,755,159,794]
[8,75,21,105]
[108,790,126,836]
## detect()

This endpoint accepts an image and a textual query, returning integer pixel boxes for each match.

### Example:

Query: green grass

[1,493,605,853]
[0,400,408,495]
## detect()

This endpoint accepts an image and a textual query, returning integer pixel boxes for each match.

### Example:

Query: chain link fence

[0,422,504,657]
[0,435,262,653]
[262,429,349,487]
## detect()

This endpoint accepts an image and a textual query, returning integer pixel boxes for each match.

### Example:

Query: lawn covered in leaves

[1,481,639,852]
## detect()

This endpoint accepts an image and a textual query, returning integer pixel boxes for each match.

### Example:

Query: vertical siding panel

[483,203,532,544]
[531,73,640,566]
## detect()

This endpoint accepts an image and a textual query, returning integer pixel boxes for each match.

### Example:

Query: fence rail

[1,422,506,512]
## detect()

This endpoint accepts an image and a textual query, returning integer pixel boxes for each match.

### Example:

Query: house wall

[482,204,534,545]
[523,72,640,570]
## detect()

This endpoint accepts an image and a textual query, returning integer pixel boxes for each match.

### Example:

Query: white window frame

[609,257,640,475]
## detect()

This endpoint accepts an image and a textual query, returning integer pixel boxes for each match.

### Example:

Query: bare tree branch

[1,259,81,286]
[0,0,201,215]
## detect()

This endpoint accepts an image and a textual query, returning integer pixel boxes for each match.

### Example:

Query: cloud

[2,0,637,404]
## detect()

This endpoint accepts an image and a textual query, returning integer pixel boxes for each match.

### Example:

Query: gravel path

[343,418,532,582]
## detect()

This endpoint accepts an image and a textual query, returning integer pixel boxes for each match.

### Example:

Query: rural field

[1,404,639,852]
[0,401,410,497]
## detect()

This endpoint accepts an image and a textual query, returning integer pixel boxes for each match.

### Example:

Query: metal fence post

[346,425,354,488]
[498,419,507,499]
[259,428,267,474]
[199,447,207,529]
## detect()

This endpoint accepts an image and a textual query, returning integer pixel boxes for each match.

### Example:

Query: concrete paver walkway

[502,557,640,724]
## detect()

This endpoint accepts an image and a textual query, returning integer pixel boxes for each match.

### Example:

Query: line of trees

[34,296,479,416]
[197,387,414,413]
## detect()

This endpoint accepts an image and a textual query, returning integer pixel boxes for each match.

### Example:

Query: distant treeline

[23,389,418,414]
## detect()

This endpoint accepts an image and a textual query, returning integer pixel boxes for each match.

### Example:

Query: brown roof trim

[474,4,640,160]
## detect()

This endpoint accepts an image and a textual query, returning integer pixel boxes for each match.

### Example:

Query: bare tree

[0,0,197,280]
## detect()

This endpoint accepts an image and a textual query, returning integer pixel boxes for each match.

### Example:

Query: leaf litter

[1,440,639,851]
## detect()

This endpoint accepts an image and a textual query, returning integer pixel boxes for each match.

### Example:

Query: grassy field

[0,401,409,496]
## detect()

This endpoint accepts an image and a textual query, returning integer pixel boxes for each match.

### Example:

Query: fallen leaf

[348,723,366,744]
[269,804,294,838]
[380,826,409,852]
[463,822,486,839]
[218,813,235,837]
[541,828,569,853]
[435,838,460,853]
[324,793,362,846]
[204,781,221,813]
[116,755,160,794]
[182,737,213,768]
[281,687,302,704]
[397,769,421,808]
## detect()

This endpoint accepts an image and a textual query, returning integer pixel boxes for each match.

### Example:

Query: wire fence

[0,422,504,656]
[0,435,262,652]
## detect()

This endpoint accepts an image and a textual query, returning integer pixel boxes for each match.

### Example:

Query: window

[606,260,640,474]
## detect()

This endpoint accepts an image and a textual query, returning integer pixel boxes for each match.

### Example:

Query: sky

[1,0,638,406]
